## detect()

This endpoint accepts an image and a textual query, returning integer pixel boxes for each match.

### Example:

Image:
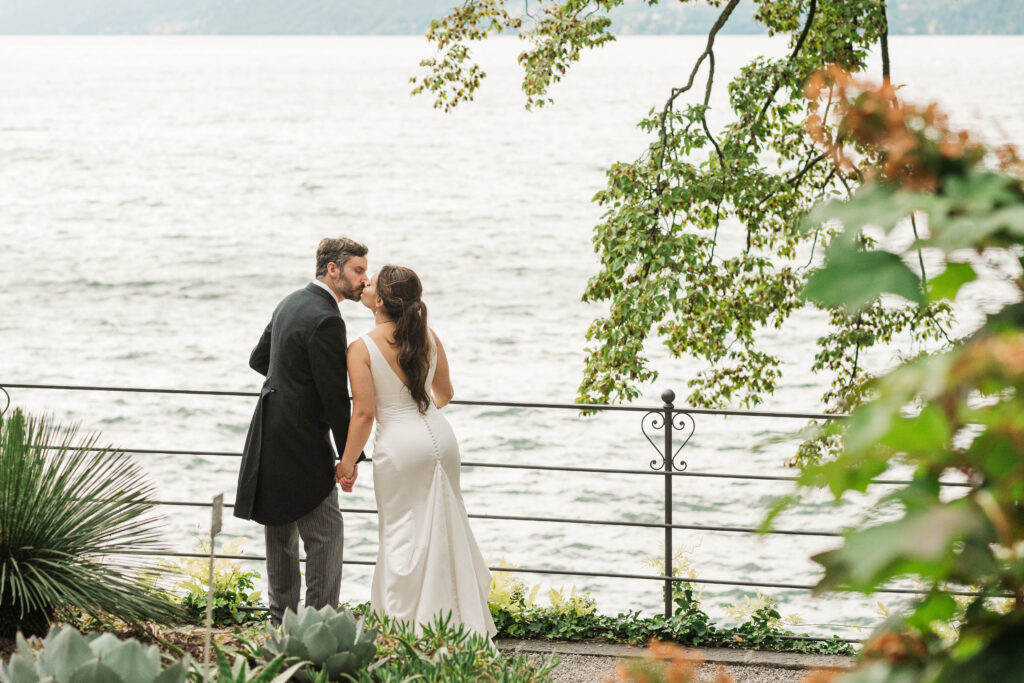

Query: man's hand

[335,462,357,493]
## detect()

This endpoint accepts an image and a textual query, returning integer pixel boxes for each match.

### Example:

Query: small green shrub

[355,612,557,683]
[490,577,853,656]
[165,539,266,626]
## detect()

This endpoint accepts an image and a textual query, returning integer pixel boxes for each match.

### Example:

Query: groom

[234,237,369,623]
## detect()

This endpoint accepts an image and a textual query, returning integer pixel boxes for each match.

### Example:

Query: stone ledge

[496,639,853,671]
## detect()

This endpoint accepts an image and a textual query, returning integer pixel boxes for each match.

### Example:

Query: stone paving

[497,639,853,682]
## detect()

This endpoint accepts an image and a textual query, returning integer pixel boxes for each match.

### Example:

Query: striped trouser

[264,487,345,624]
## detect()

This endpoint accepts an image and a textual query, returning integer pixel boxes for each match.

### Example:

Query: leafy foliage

[179,574,262,628]
[414,0,955,453]
[487,566,853,655]
[352,611,558,682]
[780,69,1024,681]
[0,409,181,638]
[165,539,266,627]
[210,644,304,683]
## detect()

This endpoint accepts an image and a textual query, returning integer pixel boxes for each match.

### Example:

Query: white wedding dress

[361,334,496,638]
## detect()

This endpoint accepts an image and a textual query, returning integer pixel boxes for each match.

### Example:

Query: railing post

[662,388,675,620]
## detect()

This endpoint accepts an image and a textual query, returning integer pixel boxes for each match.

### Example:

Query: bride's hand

[336,460,356,488]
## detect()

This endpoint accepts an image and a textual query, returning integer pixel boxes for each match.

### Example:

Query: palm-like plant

[0,407,181,637]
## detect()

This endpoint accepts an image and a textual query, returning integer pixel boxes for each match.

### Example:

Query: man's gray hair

[316,237,368,277]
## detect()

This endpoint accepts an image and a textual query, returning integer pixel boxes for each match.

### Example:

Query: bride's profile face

[361,272,378,312]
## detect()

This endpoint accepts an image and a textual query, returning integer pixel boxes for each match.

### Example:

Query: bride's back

[360,331,437,416]
[359,264,455,415]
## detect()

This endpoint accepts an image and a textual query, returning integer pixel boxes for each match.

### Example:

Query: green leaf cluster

[179,571,264,628]
[351,611,558,682]
[163,539,267,627]
[488,578,853,655]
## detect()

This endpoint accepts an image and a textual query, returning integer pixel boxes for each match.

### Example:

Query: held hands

[335,461,357,493]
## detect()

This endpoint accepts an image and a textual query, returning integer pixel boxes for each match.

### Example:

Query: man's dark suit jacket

[234,283,356,526]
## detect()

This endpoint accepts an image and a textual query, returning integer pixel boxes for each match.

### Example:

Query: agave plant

[0,625,189,683]
[0,408,180,638]
[262,605,378,682]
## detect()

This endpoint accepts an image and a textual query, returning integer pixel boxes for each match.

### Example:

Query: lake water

[2,35,1022,637]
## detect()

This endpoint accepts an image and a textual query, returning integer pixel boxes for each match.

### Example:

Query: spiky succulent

[261,605,377,682]
[0,409,180,638]
[0,625,189,683]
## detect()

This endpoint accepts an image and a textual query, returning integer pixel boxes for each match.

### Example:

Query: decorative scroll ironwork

[670,411,695,470]
[641,410,696,471]
[641,411,666,469]
[0,385,9,418]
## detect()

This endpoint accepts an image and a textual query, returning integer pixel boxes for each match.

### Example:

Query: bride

[335,264,496,638]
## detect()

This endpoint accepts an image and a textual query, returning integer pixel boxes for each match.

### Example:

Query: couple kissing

[233,237,495,639]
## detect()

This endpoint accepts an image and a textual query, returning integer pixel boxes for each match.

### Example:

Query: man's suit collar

[306,281,340,310]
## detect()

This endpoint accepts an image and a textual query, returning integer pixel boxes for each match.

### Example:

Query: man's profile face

[337,256,369,302]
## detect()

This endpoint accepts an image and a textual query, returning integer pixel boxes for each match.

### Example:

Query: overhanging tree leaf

[927,262,977,302]
[812,504,986,593]
[804,248,924,312]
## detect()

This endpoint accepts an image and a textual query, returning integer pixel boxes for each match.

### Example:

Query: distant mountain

[609,0,1024,35]
[1,0,1021,35]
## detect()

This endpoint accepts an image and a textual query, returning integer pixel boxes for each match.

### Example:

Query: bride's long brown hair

[376,265,431,413]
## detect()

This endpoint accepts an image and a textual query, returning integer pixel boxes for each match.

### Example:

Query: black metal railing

[0,381,976,642]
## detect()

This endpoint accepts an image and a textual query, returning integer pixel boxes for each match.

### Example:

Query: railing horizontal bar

[118,550,816,586]
[35,445,972,488]
[41,446,243,457]
[775,635,863,644]
[147,499,838,536]
[135,551,988,597]
[461,513,841,537]
[154,500,380,516]
[462,461,693,476]
[451,399,657,413]
[32,446,699,474]
[451,398,844,420]
[468,463,965,488]
[2,382,257,397]
[669,471,972,488]
[131,550,374,565]
[1,382,843,420]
